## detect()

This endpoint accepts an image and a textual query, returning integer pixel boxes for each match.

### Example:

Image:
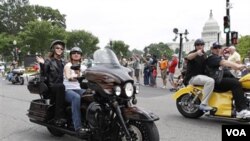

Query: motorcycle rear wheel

[47,127,65,137]
[176,93,204,118]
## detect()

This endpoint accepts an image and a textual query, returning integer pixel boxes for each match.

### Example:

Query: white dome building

[170,10,225,54]
[201,10,224,51]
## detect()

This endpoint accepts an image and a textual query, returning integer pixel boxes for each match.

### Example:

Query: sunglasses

[196,44,204,46]
[71,52,81,55]
[213,47,221,49]
[55,47,64,50]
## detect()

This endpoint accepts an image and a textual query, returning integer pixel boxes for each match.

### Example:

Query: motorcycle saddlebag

[27,99,53,121]
[27,74,48,95]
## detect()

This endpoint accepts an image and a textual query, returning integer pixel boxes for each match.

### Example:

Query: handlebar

[76,75,85,82]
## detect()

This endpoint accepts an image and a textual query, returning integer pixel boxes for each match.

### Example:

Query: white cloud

[29,0,250,50]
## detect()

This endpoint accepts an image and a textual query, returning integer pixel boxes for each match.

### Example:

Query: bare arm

[64,64,71,80]
[220,60,245,70]
[186,50,203,60]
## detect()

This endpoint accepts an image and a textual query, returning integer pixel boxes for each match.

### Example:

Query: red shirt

[33,64,39,71]
[169,58,178,73]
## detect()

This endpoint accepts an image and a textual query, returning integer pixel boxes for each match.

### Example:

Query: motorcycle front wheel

[113,120,159,141]
[176,93,204,118]
[19,77,24,85]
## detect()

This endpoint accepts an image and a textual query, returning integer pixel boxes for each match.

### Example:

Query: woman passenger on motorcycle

[206,42,250,119]
[63,47,87,135]
[36,40,66,126]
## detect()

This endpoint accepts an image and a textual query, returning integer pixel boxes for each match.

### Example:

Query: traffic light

[223,16,230,33]
[231,31,238,45]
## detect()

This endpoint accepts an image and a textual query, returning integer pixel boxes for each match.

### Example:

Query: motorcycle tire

[47,127,65,137]
[112,120,159,141]
[176,93,204,118]
[19,77,24,85]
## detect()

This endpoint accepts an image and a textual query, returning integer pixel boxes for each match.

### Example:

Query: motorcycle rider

[63,47,88,135]
[36,40,66,126]
[206,42,250,119]
[183,39,215,111]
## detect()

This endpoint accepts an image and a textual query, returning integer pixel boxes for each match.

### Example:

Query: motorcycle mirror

[132,98,137,104]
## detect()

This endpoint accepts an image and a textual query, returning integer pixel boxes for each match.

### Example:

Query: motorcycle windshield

[93,48,121,67]
[91,48,133,82]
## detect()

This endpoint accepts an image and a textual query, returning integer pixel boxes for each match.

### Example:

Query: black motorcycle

[7,68,24,85]
[27,48,160,141]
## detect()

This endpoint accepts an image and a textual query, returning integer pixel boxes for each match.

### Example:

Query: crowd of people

[119,52,182,91]
[118,38,250,119]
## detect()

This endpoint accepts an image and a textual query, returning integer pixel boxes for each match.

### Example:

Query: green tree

[131,48,143,56]
[66,30,99,57]
[0,0,66,35]
[144,42,173,59]
[32,5,66,28]
[237,35,250,59]
[18,20,66,56]
[0,33,16,61]
[0,0,30,34]
[174,47,186,59]
[108,40,130,59]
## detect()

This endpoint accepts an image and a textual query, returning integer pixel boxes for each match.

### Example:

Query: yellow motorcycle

[172,73,250,121]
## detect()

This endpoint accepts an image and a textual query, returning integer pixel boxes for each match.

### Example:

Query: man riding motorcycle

[205,42,250,119]
[183,38,215,111]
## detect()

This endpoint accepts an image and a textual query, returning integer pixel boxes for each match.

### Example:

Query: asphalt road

[0,77,247,141]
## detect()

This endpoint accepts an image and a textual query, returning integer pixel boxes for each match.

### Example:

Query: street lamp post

[173,28,189,68]
[217,31,221,43]
[13,40,17,62]
[225,0,231,46]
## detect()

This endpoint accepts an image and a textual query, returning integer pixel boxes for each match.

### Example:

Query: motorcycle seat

[213,89,229,93]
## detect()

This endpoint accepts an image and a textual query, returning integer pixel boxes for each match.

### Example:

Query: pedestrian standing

[169,54,178,91]
[133,55,141,83]
[149,55,158,87]
[159,55,168,88]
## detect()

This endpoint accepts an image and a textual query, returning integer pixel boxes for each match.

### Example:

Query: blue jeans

[65,89,85,131]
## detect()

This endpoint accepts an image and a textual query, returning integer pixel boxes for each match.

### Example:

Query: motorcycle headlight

[124,82,134,97]
[114,86,121,96]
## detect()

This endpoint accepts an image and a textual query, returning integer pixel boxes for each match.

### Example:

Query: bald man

[228,45,241,77]
[228,46,241,64]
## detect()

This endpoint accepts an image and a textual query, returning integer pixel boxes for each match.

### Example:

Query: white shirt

[228,51,241,63]
[63,62,86,90]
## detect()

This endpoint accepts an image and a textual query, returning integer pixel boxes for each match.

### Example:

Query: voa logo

[226,129,246,136]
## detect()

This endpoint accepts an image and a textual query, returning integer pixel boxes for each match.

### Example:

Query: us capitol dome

[201,10,224,51]
[169,10,225,53]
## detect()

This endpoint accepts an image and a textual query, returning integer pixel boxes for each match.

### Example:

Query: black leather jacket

[40,58,65,87]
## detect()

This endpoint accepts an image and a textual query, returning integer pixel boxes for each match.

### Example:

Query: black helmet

[70,47,82,54]
[50,40,65,50]
[194,39,205,46]
[212,42,222,49]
